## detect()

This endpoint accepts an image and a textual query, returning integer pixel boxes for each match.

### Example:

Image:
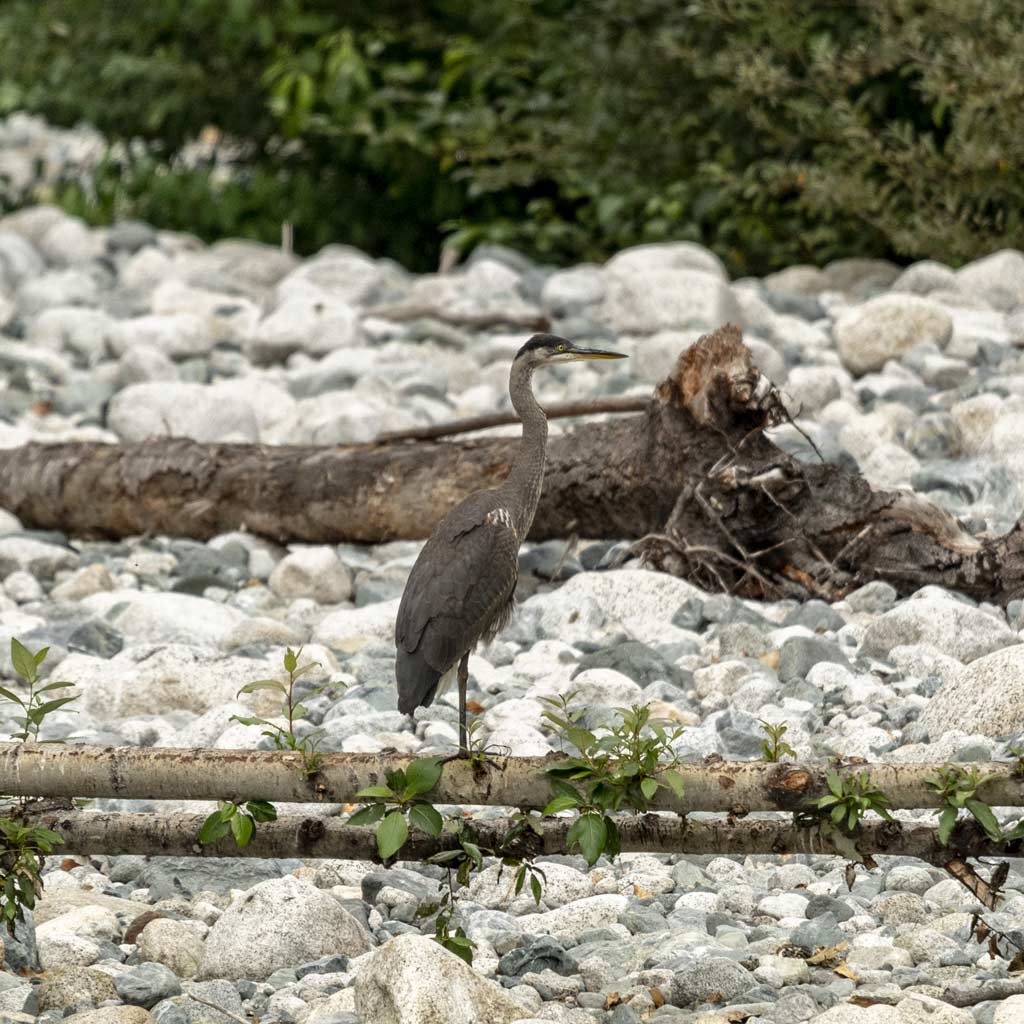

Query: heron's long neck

[503,360,548,538]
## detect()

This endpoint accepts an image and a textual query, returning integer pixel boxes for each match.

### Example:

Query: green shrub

[2,0,1021,274]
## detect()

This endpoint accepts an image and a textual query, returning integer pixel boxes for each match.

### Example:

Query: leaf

[355,785,395,799]
[542,794,580,816]
[826,770,843,798]
[236,679,287,696]
[0,686,25,706]
[663,769,685,799]
[938,805,958,846]
[284,648,298,674]
[347,803,386,827]
[35,680,75,692]
[34,697,78,717]
[427,849,463,864]
[568,812,607,866]
[530,872,543,904]
[440,935,474,964]
[514,865,526,895]
[199,811,231,844]
[409,803,443,837]
[604,815,621,858]
[405,757,442,796]
[640,777,659,801]
[565,726,596,753]
[231,813,255,847]
[10,638,37,682]
[245,800,278,822]
[966,799,1004,842]
[833,961,858,980]
[461,841,484,870]
[377,810,409,860]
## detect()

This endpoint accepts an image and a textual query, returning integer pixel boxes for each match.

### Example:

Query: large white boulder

[834,295,952,376]
[920,643,1024,738]
[199,876,370,980]
[602,265,740,335]
[107,381,260,442]
[354,933,525,1024]
[860,594,1016,664]
[955,249,1024,311]
[269,546,354,604]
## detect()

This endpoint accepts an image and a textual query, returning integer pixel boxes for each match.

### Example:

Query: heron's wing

[396,496,519,673]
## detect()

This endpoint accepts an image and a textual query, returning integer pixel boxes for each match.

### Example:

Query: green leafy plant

[1,639,77,744]
[927,766,1003,845]
[540,695,685,866]
[348,757,445,860]
[424,811,546,964]
[759,720,797,762]
[796,769,895,834]
[0,639,77,933]
[0,818,62,934]
[198,799,278,849]
[232,647,346,777]
[1008,745,1024,778]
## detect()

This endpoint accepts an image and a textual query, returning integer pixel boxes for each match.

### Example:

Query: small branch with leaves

[540,695,686,865]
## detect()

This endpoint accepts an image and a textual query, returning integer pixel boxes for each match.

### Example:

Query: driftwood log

[4,743,1022,811]
[1,325,1020,604]
[29,809,1018,865]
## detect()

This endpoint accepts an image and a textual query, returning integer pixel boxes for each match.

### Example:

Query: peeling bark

[2,743,1022,812]
[0,326,1020,603]
[31,809,1018,864]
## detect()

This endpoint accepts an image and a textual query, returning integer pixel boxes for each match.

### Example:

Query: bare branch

[363,302,551,333]
[941,978,1024,1007]
[375,395,647,444]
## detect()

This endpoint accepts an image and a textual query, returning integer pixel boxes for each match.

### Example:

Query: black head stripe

[515,333,571,359]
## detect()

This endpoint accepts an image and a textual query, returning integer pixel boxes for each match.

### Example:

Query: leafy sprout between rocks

[347,756,546,964]
[199,646,347,850]
[0,639,76,932]
[540,693,686,866]
[232,645,348,777]
[759,719,797,763]
[926,765,1004,845]
[793,768,894,868]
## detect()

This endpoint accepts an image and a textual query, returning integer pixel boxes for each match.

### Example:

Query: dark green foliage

[541,694,686,866]
[2,1,1022,272]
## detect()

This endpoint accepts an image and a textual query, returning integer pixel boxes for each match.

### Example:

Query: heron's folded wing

[395,512,519,672]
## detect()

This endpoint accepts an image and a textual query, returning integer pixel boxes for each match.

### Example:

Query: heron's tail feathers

[396,650,443,714]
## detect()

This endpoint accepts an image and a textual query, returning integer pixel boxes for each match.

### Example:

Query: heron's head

[514,333,627,368]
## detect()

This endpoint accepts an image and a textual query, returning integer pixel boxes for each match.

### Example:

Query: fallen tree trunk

[2,743,1022,811]
[0,325,1020,603]
[32,809,1018,864]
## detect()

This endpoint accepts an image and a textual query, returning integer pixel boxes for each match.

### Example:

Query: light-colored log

[2,743,1022,811]
[33,809,1019,864]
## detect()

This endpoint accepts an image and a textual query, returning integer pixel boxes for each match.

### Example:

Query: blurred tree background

[1,0,1021,275]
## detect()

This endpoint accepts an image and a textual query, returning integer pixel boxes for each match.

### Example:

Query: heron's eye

[557,344,566,352]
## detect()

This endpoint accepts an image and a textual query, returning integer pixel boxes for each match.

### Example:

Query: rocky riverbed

[2,115,1024,1024]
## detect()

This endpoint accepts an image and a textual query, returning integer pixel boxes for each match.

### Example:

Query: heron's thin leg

[457,652,470,756]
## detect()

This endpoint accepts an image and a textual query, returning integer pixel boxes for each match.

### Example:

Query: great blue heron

[395,333,627,753]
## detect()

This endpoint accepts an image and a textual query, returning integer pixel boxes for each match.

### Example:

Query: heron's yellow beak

[562,346,628,361]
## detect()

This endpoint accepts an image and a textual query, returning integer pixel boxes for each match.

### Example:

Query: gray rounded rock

[198,876,371,981]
